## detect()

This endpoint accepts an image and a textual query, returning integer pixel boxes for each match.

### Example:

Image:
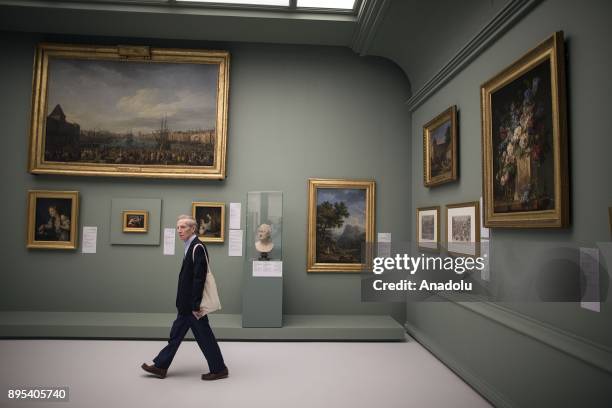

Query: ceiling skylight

[176,0,289,6]
[297,0,356,9]
[174,0,358,11]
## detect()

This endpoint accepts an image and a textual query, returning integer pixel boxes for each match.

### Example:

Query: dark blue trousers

[153,313,226,373]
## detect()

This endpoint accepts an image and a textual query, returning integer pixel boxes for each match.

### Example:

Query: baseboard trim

[404,320,517,408]
[447,299,612,374]
[406,0,542,111]
[0,312,406,341]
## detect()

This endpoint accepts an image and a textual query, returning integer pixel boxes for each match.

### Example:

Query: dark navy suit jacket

[176,236,209,315]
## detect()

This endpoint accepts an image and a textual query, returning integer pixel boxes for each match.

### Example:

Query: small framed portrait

[416,206,440,252]
[122,210,149,233]
[27,190,79,249]
[481,32,568,228]
[445,201,480,257]
[423,105,458,187]
[192,202,225,243]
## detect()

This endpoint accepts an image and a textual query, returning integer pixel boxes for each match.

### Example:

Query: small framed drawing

[481,32,568,228]
[192,202,225,243]
[416,206,440,252]
[423,105,457,187]
[445,201,480,257]
[122,210,149,233]
[27,190,79,249]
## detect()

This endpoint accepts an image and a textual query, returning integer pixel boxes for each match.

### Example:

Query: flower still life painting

[481,32,568,228]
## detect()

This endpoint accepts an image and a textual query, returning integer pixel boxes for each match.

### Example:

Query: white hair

[177,214,197,229]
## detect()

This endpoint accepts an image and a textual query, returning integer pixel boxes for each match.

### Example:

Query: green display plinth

[241,191,283,328]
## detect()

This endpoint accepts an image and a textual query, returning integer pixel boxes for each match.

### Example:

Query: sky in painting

[431,120,451,145]
[46,58,218,134]
[317,188,366,235]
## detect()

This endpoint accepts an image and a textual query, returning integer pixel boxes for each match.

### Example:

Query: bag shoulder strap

[192,242,210,270]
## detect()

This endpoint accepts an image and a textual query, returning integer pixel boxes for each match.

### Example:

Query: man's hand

[192,310,205,320]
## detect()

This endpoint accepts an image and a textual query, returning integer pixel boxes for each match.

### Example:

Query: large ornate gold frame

[481,32,568,228]
[29,43,230,179]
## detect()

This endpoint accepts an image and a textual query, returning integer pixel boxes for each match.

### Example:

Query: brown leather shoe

[141,363,167,379]
[201,367,229,381]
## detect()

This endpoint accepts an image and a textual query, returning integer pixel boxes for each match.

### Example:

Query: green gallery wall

[407,0,611,407]
[0,32,410,322]
[1,0,611,406]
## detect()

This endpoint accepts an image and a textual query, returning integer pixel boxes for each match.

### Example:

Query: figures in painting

[36,204,72,242]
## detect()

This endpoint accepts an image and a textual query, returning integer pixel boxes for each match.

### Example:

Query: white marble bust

[255,223,274,253]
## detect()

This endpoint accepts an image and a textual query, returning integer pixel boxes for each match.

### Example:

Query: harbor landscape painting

[29,44,230,179]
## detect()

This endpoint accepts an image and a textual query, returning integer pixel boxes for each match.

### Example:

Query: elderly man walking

[141,214,228,380]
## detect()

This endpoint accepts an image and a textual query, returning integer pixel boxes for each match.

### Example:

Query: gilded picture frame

[122,210,149,233]
[307,178,375,273]
[416,206,440,252]
[423,105,457,187]
[192,202,225,243]
[481,32,568,228]
[27,190,79,249]
[445,201,480,257]
[28,43,230,180]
